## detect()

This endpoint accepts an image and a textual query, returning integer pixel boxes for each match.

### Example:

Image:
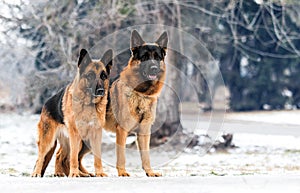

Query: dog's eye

[100,71,107,80]
[141,54,149,61]
[86,73,95,81]
[154,52,161,60]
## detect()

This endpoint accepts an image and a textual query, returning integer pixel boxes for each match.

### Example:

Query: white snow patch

[226,110,300,125]
[0,111,300,178]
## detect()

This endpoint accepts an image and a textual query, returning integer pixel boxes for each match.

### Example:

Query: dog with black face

[104,30,168,177]
[31,48,113,177]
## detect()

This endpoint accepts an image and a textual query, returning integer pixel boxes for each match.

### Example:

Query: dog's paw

[95,172,108,177]
[119,172,130,177]
[117,169,130,177]
[31,173,42,177]
[54,172,65,177]
[146,171,162,177]
[69,172,80,177]
[79,171,91,177]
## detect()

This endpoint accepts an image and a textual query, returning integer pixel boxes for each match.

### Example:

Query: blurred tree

[0,0,192,144]
[2,0,300,143]
[218,0,300,110]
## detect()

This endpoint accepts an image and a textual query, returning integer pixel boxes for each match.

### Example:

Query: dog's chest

[128,93,155,123]
[71,105,104,138]
[75,117,101,139]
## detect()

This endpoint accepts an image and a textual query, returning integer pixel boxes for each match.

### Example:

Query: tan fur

[58,52,167,177]
[104,56,166,177]
[32,59,109,177]
[55,32,168,177]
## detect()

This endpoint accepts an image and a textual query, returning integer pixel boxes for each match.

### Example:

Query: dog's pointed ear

[131,30,145,50]
[78,49,92,74]
[156,31,168,50]
[101,49,113,75]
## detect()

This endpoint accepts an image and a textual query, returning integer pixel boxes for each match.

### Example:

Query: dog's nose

[95,88,105,96]
[150,66,159,74]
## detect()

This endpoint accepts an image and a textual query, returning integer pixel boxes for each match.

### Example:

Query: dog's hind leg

[78,142,94,177]
[32,115,59,177]
[41,140,57,177]
[54,146,67,177]
[54,134,70,177]
[55,141,93,177]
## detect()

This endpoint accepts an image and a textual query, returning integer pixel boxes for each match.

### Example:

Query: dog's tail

[40,140,57,177]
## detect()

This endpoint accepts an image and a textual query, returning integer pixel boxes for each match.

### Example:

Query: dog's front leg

[68,125,81,177]
[137,125,162,177]
[116,125,130,176]
[90,129,107,177]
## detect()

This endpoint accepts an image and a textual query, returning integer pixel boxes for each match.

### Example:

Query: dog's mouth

[148,74,157,80]
[143,71,158,80]
[141,62,160,81]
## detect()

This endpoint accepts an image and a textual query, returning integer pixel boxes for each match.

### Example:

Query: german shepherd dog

[105,30,168,177]
[31,48,113,177]
[55,30,168,177]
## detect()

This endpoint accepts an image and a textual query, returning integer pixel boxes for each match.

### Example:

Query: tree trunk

[151,50,184,146]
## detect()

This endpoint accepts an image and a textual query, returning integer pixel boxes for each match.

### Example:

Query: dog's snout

[95,88,105,96]
[150,66,159,74]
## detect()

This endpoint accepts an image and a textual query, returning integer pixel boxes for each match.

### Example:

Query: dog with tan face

[31,49,113,177]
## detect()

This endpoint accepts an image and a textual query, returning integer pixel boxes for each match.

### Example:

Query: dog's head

[77,49,113,101]
[130,30,168,81]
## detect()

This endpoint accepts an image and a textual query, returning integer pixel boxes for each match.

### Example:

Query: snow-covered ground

[226,110,300,125]
[0,111,300,192]
[1,175,300,193]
